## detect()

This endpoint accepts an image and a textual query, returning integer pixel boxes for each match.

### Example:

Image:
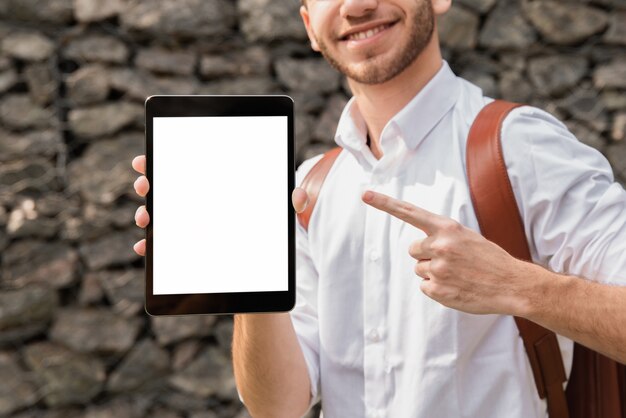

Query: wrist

[509,259,551,319]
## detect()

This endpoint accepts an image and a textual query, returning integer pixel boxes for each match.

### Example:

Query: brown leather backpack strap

[297,147,343,232]
[466,100,569,418]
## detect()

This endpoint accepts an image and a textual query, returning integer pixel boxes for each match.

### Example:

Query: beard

[314,1,435,85]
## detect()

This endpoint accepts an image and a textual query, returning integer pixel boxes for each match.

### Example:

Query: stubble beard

[315,1,435,85]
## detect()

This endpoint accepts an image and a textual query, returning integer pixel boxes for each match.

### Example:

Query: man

[131,0,626,416]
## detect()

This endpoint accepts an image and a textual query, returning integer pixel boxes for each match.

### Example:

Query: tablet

[144,95,295,316]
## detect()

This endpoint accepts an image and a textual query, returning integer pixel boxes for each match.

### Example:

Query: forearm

[232,313,311,418]
[518,261,626,364]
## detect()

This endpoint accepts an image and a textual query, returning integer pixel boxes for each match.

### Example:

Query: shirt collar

[334,60,461,154]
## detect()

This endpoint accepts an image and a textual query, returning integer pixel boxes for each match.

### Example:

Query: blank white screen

[152,116,288,294]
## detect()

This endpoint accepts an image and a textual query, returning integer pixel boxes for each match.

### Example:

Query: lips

[339,20,399,42]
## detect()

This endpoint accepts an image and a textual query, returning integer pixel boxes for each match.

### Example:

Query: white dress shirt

[290,60,626,418]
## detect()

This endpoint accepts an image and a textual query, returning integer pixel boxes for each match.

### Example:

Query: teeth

[347,24,389,41]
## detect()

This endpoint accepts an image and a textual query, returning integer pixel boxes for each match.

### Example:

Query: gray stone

[50,308,142,354]
[24,63,57,105]
[588,45,623,65]
[296,111,315,163]
[0,128,64,162]
[455,51,502,75]
[107,339,170,392]
[1,31,55,61]
[78,228,143,270]
[62,200,138,241]
[0,158,60,199]
[499,52,528,72]
[66,65,110,105]
[558,89,609,132]
[83,396,154,418]
[528,55,588,97]
[172,340,202,371]
[461,71,498,98]
[498,71,533,103]
[238,0,308,42]
[189,412,219,418]
[151,315,217,346]
[7,198,61,238]
[78,273,104,306]
[64,35,129,64]
[290,91,327,114]
[135,47,197,75]
[603,12,626,45]
[312,94,348,143]
[0,0,73,23]
[68,101,142,139]
[0,285,58,344]
[522,1,609,45]
[92,269,144,316]
[67,132,143,204]
[169,346,237,399]
[0,55,9,70]
[612,112,626,141]
[160,391,211,413]
[479,0,537,50]
[457,0,497,13]
[12,408,84,418]
[23,342,105,407]
[564,120,607,152]
[607,142,626,182]
[75,0,124,22]
[591,0,626,8]
[0,352,38,416]
[2,239,79,288]
[199,46,271,79]
[148,408,183,418]
[593,59,626,89]
[31,192,81,218]
[109,68,199,101]
[601,91,626,111]
[121,0,236,38]
[0,94,55,130]
[275,57,341,93]
[437,4,479,50]
[199,77,279,95]
[0,68,18,94]
[213,317,234,353]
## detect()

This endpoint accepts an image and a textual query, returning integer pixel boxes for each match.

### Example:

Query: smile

[341,21,397,42]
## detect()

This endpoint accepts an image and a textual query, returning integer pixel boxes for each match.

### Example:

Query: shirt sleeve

[500,105,626,286]
[291,153,325,412]
[238,154,325,411]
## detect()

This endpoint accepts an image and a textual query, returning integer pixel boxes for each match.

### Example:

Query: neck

[348,37,443,159]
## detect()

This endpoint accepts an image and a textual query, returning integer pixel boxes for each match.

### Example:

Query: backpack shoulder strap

[467,99,569,418]
[297,147,342,232]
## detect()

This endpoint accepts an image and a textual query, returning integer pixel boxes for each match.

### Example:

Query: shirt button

[369,249,380,262]
[368,328,381,342]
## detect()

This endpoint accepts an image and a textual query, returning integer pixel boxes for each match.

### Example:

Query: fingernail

[363,191,374,202]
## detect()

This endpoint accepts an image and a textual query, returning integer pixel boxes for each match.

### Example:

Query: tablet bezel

[144,95,295,316]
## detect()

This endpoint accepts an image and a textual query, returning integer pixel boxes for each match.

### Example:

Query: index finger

[132,155,145,175]
[362,190,442,235]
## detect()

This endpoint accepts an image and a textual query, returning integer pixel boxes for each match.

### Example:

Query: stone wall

[0,0,624,417]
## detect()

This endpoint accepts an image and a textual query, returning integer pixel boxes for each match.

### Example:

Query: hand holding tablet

[137,95,297,316]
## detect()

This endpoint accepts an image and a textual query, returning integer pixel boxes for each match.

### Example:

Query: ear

[431,0,451,16]
[300,5,321,52]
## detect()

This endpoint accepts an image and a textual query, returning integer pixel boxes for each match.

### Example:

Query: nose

[340,0,379,19]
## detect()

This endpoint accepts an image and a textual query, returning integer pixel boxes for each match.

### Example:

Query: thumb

[292,187,309,214]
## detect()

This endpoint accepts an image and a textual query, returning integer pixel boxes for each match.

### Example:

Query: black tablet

[144,95,295,316]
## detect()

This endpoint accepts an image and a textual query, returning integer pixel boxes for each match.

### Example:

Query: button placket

[363,180,390,413]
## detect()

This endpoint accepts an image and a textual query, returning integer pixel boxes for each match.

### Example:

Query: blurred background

[0,0,624,417]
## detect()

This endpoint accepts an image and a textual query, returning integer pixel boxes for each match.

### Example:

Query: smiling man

[132,0,626,417]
